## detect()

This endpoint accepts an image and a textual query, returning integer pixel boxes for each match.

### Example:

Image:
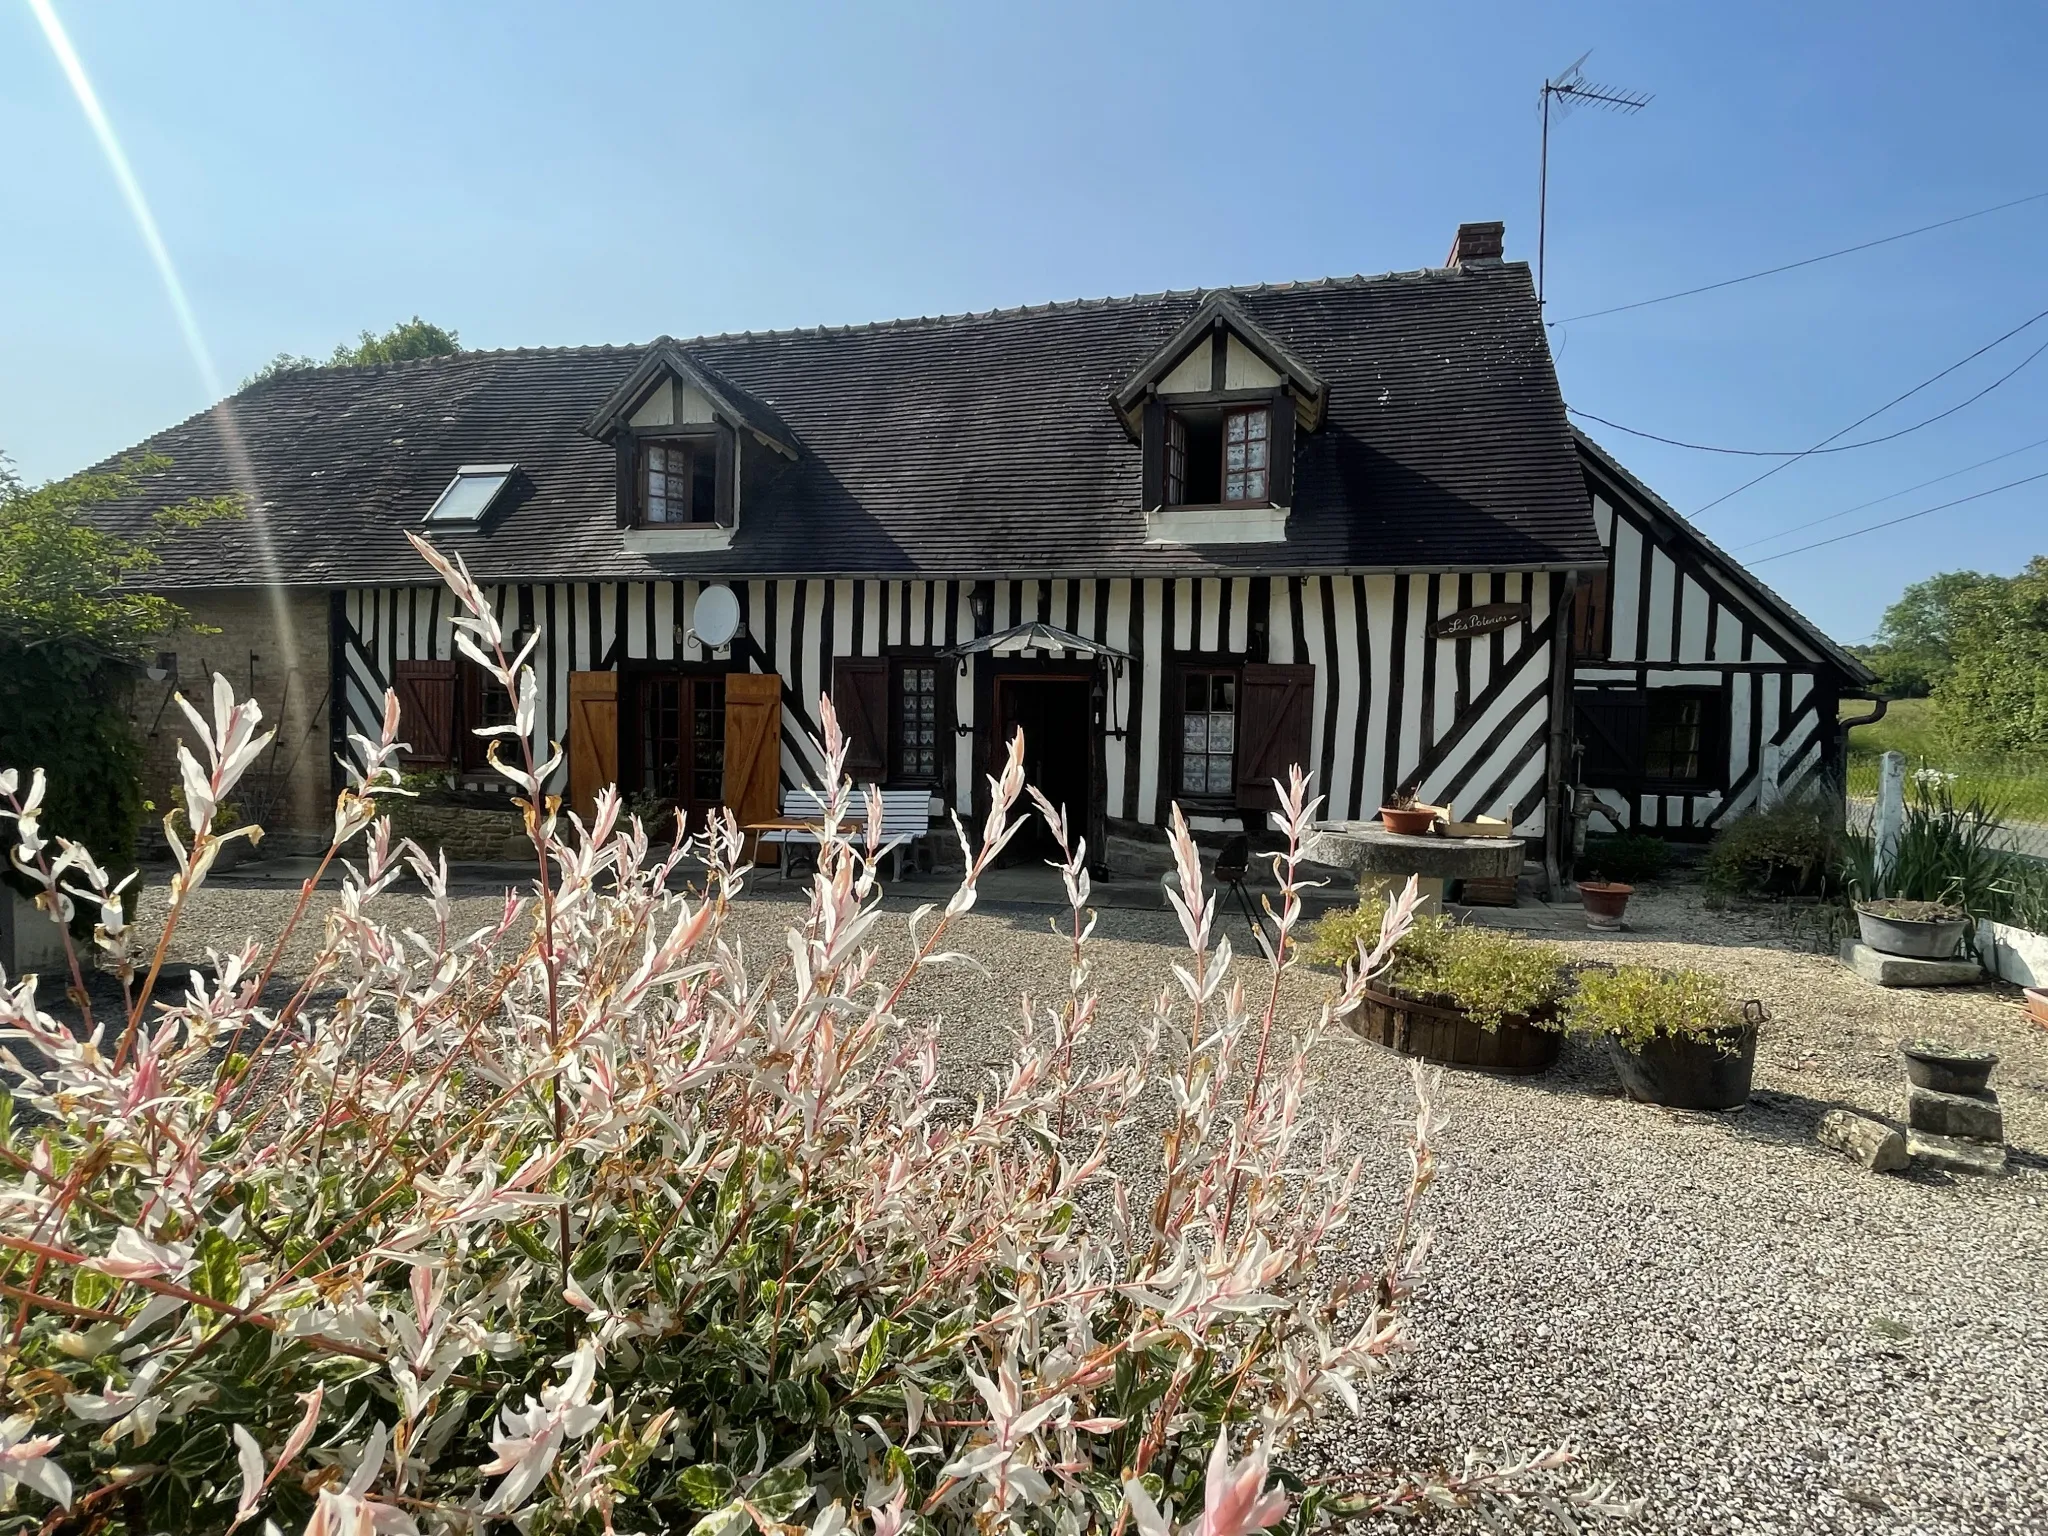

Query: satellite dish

[692,584,741,648]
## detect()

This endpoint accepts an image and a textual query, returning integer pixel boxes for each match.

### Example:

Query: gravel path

[126,872,2047,1534]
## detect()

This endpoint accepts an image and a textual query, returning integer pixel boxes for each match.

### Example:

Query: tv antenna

[1538,51,1651,308]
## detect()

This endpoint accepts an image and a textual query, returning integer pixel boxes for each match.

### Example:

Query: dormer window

[1164,406,1270,508]
[642,437,719,525]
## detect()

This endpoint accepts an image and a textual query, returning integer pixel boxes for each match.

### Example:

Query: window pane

[1225,473,1245,501]
[1184,672,1209,711]
[1226,442,1247,471]
[1208,713,1234,754]
[1246,440,1267,470]
[1211,675,1236,712]
[1227,414,1247,442]
[1246,411,1267,441]
[1245,470,1267,501]
[1183,715,1209,752]
[1207,755,1235,795]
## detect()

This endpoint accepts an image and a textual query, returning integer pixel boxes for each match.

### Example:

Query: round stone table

[1300,821,1526,911]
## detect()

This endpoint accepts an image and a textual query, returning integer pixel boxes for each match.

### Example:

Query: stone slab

[1977,918,2048,987]
[1817,1109,1909,1173]
[1907,1085,2003,1141]
[1302,824,1525,880]
[1907,1129,2007,1177]
[1839,941,1982,989]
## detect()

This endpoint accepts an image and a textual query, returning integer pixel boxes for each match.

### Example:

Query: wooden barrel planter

[1351,983,1562,1075]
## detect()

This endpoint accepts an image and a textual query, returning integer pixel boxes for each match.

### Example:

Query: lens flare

[29,0,301,687]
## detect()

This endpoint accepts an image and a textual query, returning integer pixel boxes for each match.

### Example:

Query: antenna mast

[1538,51,1650,308]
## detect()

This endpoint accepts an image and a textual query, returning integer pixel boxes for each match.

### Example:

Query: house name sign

[1429,603,1529,640]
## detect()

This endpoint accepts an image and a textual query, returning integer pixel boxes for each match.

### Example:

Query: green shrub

[1703,799,1842,898]
[1562,965,1747,1050]
[1843,777,2011,922]
[1308,898,1569,1028]
[1580,833,1671,885]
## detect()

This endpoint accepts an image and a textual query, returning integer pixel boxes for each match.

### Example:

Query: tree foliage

[1934,555,2048,752]
[0,454,235,880]
[1863,569,2010,697]
[243,316,462,385]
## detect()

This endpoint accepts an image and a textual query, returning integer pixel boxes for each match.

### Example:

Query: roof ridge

[231,261,1526,397]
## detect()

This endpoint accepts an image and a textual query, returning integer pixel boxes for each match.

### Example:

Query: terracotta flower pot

[1379,806,1437,836]
[1579,880,1634,929]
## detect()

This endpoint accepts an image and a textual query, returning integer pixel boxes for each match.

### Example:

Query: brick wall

[136,588,334,851]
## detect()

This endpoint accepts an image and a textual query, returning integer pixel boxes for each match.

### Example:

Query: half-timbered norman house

[81,221,1869,877]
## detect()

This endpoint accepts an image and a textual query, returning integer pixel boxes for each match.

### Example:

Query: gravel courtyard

[128,871,2046,1535]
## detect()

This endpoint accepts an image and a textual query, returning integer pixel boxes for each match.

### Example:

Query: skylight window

[422,464,516,525]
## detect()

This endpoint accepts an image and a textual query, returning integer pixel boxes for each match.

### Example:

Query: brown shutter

[1267,391,1295,506]
[715,423,738,527]
[1141,396,1165,512]
[567,671,619,821]
[1235,662,1315,812]
[723,672,782,855]
[1573,689,1647,787]
[614,429,638,527]
[394,660,457,765]
[831,658,889,783]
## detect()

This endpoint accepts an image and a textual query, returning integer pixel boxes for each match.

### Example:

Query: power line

[1747,467,2048,565]
[1565,305,2048,463]
[1731,435,2048,551]
[1551,189,2048,325]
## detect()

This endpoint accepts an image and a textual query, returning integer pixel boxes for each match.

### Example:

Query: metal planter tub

[1352,984,1561,1076]
[1855,904,1968,960]
[1605,1002,1766,1112]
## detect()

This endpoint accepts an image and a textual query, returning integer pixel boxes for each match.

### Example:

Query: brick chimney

[1445,221,1505,267]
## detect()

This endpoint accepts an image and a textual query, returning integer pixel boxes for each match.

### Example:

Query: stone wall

[136,588,333,851]
[388,801,531,863]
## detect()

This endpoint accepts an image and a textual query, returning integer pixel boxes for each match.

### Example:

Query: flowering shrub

[0,538,1632,1535]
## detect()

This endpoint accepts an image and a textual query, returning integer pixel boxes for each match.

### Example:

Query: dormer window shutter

[1267,390,1294,506]
[715,422,738,527]
[1141,396,1165,512]
[614,426,638,528]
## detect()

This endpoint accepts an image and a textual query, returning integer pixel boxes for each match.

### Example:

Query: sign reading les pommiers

[1429,603,1529,640]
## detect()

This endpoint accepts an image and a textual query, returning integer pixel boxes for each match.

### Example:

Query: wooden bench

[752,786,936,881]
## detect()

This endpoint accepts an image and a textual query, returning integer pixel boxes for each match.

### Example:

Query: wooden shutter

[715,423,738,527]
[1570,569,1612,660]
[832,658,889,783]
[1266,392,1295,506]
[1141,396,1165,511]
[722,672,782,845]
[1574,689,1647,788]
[1235,662,1315,812]
[394,660,457,765]
[614,429,638,527]
[567,671,619,821]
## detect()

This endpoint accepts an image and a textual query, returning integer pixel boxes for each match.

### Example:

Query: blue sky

[4,0,2043,642]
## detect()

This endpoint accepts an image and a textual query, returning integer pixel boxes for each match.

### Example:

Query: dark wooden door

[993,673,1092,860]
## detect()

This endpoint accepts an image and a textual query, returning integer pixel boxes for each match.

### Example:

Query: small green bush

[1307,898,1570,1028]
[1703,799,1842,898]
[1580,833,1671,885]
[1562,965,1746,1050]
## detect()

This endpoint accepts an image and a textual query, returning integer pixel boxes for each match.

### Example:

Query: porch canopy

[943,621,1131,663]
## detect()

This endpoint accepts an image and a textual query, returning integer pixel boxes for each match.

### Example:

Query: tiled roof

[81,259,1601,588]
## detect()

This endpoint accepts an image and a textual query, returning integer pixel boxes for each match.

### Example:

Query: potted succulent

[1564,964,1763,1111]
[1855,898,1968,959]
[1311,901,1568,1074]
[1577,878,1634,929]
[1899,1039,1997,1096]
[1378,793,1439,837]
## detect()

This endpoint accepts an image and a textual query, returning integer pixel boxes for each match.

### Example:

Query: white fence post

[1873,749,1907,888]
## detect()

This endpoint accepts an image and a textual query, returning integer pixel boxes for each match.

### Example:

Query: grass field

[1845,696,2048,820]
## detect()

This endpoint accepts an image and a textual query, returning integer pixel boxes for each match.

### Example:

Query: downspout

[1833,691,1889,828]
[1542,571,1581,900]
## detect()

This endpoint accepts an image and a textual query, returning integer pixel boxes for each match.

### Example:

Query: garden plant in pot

[1899,1038,1998,1095]
[1309,898,1569,1074]
[1564,964,1764,1111]
[1379,791,1439,837]
[1854,897,1969,960]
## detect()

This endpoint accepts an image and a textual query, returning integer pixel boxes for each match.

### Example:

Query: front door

[993,673,1092,861]
[629,672,727,830]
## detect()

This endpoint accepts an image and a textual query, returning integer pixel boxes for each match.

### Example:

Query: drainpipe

[1832,691,1889,829]
[1542,571,1581,901]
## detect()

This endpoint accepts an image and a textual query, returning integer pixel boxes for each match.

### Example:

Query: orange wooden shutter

[723,672,782,854]
[567,671,619,821]
[394,660,458,765]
